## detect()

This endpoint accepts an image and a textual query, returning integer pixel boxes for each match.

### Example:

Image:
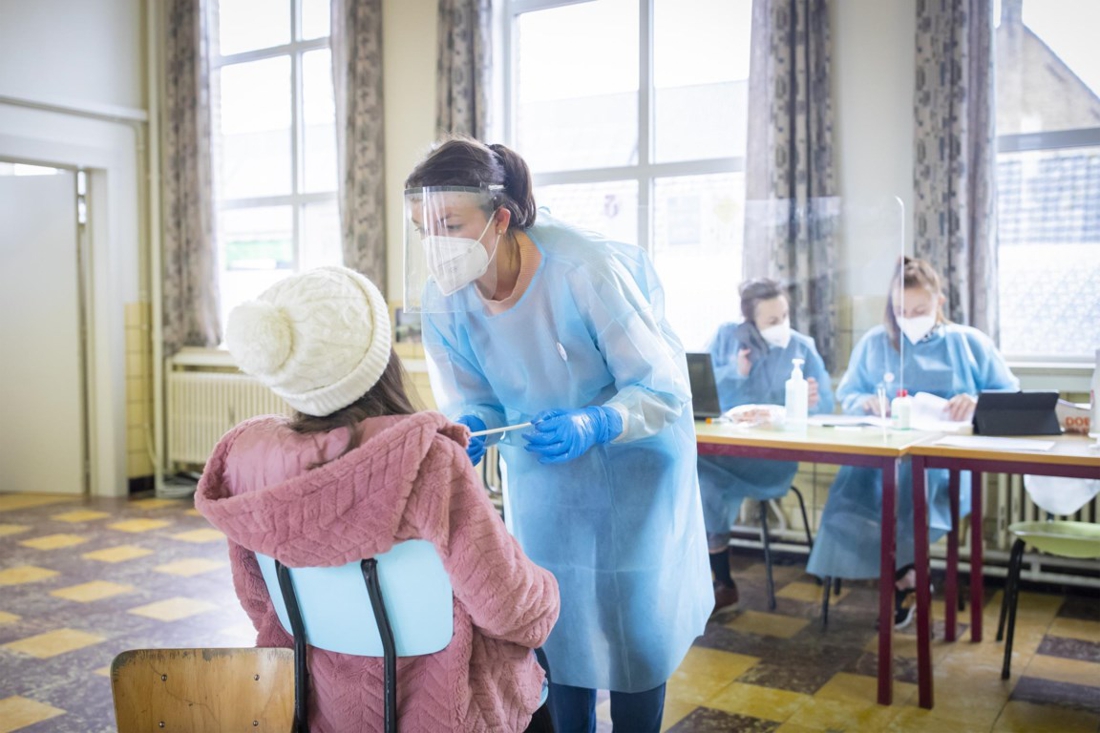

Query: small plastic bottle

[785,358,808,432]
[891,389,913,430]
[1089,347,1100,438]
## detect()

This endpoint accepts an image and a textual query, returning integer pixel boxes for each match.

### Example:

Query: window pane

[302,49,338,193]
[301,0,331,40]
[516,0,638,172]
[215,57,293,198]
[217,0,291,56]
[301,200,342,270]
[219,206,294,324]
[997,147,1100,357]
[535,180,639,246]
[653,0,750,163]
[651,173,744,351]
[996,0,1100,135]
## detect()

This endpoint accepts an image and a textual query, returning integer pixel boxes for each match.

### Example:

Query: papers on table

[932,435,1056,452]
[808,414,888,428]
[909,392,971,432]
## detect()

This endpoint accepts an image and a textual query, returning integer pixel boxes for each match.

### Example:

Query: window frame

[500,0,745,259]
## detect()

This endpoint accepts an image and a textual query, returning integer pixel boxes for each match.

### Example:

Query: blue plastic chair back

[256,539,454,657]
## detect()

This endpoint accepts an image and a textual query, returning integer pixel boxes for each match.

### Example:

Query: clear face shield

[403,186,503,314]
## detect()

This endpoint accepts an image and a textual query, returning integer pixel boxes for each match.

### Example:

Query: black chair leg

[821,575,831,629]
[362,559,398,733]
[760,501,776,611]
[1001,538,1026,680]
[790,486,814,551]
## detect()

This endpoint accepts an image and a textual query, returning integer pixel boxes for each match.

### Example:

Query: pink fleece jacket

[195,410,559,732]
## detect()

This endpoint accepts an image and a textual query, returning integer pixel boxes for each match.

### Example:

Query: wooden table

[695,421,940,706]
[908,434,1100,709]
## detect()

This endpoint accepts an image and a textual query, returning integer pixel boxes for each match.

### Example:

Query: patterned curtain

[913,0,997,336]
[435,0,492,138]
[161,0,221,355]
[743,0,839,370]
[331,0,387,287]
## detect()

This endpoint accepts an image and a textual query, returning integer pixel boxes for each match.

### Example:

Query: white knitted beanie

[225,266,392,417]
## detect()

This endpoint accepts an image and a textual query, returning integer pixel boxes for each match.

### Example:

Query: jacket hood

[195,411,470,566]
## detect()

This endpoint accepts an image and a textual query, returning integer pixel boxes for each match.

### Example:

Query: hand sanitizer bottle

[785,358,808,432]
[891,389,913,429]
[1089,347,1100,438]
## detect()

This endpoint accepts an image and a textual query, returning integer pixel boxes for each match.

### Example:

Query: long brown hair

[405,137,538,229]
[288,349,419,466]
[884,256,950,350]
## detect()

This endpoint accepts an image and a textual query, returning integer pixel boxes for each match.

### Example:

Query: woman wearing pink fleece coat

[196,266,559,733]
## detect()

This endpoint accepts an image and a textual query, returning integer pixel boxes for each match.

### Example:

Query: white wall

[0,0,147,497]
[382,0,438,301]
[831,0,915,303]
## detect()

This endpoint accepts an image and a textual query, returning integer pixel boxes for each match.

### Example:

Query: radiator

[166,354,290,468]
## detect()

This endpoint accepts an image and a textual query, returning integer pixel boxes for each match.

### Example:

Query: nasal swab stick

[468,422,533,438]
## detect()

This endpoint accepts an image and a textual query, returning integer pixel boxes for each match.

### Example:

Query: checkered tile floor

[1,492,1097,732]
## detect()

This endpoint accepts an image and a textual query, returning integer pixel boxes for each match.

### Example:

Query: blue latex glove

[523,406,624,464]
[455,415,487,465]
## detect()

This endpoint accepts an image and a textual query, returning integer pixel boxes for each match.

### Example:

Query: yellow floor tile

[19,533,88,550]
[128,596,218,622]
[50,581,134,603]
[0,611,20,624]
[863,632,953,663]
[659,697,697,732]
[0,565,59,586]
[886,707,985,733]
[814,672,917,706]
[666,647,760,705]
[0,524,30,537]
[776,580,850,604]
[130,498,186,510]
[154,558,226,576]
[724,609,810,639]
[51,509,110,523]
[1021,653,1100,688]
[1047,616,1100,643]
[94,666,112,677]
[0,695,66,732]
[170,528,225,543]
[108,518,172,533]
[0,494,73,511]
[783,694,904,731]
[82,544,155,563]
[774,723,827,733]
[3,628,104,658]
[707,681,809,722]
[993,700,1100,733]
[185,508,202,517]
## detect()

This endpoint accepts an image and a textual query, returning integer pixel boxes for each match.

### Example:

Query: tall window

[504,0,752,350]
[994,0,1100,360]
[210,0,340,327]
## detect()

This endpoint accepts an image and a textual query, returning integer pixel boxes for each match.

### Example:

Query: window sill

[1006,360,1093,394]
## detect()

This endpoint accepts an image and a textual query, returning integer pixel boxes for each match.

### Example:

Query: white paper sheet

[932,435,1056,452]
[909,392,972,432]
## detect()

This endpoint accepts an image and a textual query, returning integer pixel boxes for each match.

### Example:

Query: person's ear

[493,207,512,234]
[937,293,946,307]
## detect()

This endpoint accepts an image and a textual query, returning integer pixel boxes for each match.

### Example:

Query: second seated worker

[700,278,835,613]
[405,137,712,733]
[195,266,560,733]
[806,256,1019,629]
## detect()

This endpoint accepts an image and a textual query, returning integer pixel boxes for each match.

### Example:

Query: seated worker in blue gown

[805,257,1018,629]
[700,278,835,612]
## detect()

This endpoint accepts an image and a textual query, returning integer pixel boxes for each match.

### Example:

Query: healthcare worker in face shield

[806,257,1018,629]
[404,138,712,733]
[700,278,834,613]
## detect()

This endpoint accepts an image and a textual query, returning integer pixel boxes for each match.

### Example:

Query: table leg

[912,455,934,710]
[945,470,960,642]
[878,458,897,707]
[970,470,984,642]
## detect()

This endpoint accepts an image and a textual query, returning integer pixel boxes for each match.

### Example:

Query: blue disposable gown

[806,324,1019,579]
[422,213,712,693]
[698,325,835,547]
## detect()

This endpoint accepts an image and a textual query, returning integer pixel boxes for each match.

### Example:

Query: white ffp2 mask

[423,218,498,296]
[897,315,937,344]
[759,320,792,349]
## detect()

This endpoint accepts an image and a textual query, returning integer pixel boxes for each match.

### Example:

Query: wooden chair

[111,647,294,732]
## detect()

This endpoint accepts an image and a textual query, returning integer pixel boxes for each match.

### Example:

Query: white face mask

[759,320,792,349]
[422,218,498,296]
[897,314,937,344]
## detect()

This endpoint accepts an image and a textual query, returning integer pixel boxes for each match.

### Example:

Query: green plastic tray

[1008,521,1100,559]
